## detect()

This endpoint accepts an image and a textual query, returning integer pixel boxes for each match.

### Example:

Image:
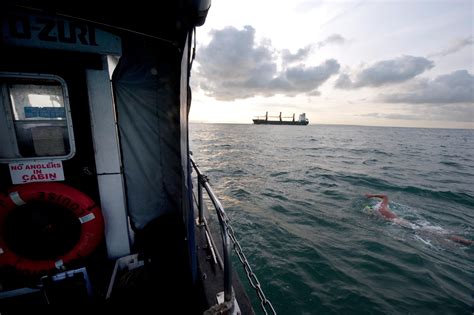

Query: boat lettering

[22,173,57,182]
[24,162,62,170]
[9,160,65,184]
[10,163,23,171]
[6,15,97,46]
[38,191,81,212]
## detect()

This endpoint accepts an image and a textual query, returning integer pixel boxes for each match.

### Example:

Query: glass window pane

[9,84,66,121]
[0,76,74,160]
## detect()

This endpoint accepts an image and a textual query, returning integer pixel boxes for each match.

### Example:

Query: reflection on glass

[9,84,65,121]
[8,83,69,157]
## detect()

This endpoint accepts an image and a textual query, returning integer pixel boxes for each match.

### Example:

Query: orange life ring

[0,182,104,273]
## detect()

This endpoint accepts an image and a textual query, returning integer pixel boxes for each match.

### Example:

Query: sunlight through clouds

[190,0,474,128]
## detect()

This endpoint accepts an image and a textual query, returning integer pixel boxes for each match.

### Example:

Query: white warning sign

[9,160,65,184]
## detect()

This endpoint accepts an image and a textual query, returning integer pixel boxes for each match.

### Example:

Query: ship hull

[253,119,309,125]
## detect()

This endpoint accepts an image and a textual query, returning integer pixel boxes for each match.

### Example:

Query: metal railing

[190,155,277,315]
[190,155,233,303]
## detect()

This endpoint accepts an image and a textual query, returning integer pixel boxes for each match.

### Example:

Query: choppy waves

[190,124,474,314]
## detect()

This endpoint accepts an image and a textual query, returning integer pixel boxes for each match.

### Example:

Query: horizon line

[189,121,474,130]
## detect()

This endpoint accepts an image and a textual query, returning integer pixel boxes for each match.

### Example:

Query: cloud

[383,113,420,120]
[335,55,434,89]
[196,26,274,82]
[359,105,474,123]
[382,70,474,104]
[427,104,474,122]
[195,26,340,100]
[282,34,346,65]
[428,37,473,58]
[308,90,322,96]
[360,112,420,120]
[282,46,312,64]
[358,70,474,124]
[284,59,340,91]
[317,34,346,48]
[334,73,353,89]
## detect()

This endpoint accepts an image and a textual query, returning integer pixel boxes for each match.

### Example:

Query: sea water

[190,123,474,315]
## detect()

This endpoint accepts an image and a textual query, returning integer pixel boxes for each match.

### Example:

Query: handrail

[190,155,233,304]
[190,154,277,314]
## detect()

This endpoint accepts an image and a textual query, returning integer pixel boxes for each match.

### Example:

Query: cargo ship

[253,112,309,125]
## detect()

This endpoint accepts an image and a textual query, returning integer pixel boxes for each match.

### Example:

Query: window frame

[0,72,76,162]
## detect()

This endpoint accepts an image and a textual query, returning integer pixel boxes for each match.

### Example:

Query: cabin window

[0,74,75,161]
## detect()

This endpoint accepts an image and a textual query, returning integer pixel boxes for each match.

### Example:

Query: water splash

[363,200,471,248]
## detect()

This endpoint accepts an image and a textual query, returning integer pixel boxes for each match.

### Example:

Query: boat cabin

[0,1,253,312]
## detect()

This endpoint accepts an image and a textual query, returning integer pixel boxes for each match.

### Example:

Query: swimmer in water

[365,194,473,246]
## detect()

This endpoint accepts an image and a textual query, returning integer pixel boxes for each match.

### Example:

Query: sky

[189,0,474,128]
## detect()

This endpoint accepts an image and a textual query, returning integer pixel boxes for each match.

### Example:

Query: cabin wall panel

[87,64,130,258]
